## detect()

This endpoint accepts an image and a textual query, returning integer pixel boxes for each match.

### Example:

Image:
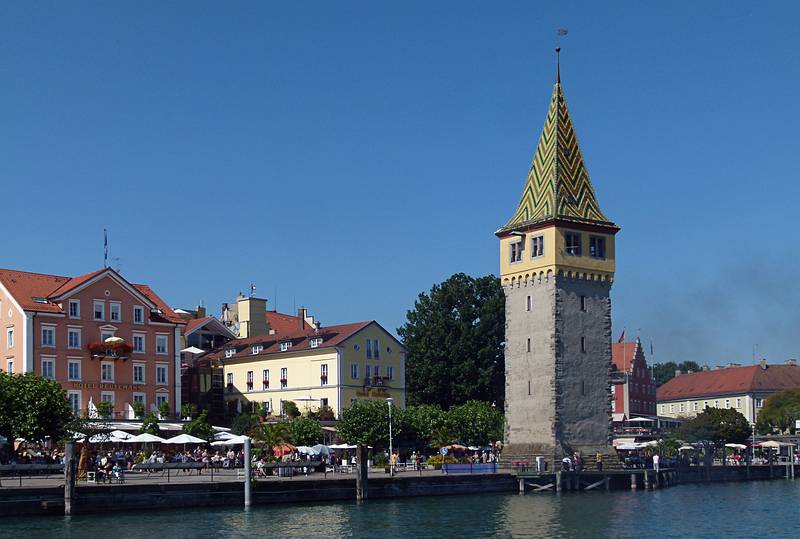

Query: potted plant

[132,401,146,419]
[158,401,171,420]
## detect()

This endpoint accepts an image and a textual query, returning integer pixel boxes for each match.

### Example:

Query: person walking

[596,452,603,472]
[653,453,660,473]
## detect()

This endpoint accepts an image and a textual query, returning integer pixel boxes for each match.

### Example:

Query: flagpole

[104,229,108,268]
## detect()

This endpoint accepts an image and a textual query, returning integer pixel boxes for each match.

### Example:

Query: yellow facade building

[210,314,406,418]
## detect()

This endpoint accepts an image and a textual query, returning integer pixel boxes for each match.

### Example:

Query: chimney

[674,369,682,378]
[196,305,206,318]
[221,303,229,323]
[298,307,307,330]
[702,365,710,371]
[314,320,321,335]
[759,358,768,370]
[786,359,797,367]
[237,296,268,338]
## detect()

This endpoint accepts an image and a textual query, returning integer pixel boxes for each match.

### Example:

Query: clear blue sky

[2,2,798,367]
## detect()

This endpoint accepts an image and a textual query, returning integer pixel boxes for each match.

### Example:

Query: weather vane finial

[556,28,568,84]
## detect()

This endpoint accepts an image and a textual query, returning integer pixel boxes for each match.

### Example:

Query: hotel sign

[70,383,134,391]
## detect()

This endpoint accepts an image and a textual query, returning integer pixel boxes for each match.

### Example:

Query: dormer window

[33,297,48,304]
[225,348,235,358]
[280,341,292,352]
[310,337,323,348]
[252,345,263,355]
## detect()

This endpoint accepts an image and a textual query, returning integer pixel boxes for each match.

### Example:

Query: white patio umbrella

[297,446,320,456]
[214,431,237,441]
[87,429,133,443]
[678,445,696,451]
[124,433,166,443]
[724,443,747,449]
[211,435,247,446]
[164,433,207,444]
[104,336,124,344]
[181,346,206,355]
[312,444,331,456]
[329,443,357,449]
[628,417,654,423]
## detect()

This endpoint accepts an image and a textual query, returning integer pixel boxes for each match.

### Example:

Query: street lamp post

[387,397,394,477]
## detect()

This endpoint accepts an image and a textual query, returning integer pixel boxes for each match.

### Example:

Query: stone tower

[496,51,619,463]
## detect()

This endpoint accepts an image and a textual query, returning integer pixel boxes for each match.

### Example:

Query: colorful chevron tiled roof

[500,62,615,233]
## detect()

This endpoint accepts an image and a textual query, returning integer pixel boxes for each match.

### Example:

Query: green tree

[445,400,504,447]
[181,403,198,419]
[231,413,258,435]
[96,401,114,419]
[678,407,750,447]
[398,273,505,409]
[140,413,161,436]
[0,373,73,443]
[158,400,171,419]
[284,401,300,419]
[337,400,401,448]
[183,410,214,441]
[288,417,323,446]
[756,388,800,434]
[132,401,146,419]
[403,404,446,446]
[652,361,702,387]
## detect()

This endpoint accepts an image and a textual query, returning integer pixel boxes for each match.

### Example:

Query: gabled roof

[266,311,306,336]
[184,316,236,338]
[657,364,800,401]
[209,320,401,362]
[612,340,645,373]
[498,62,616,235]
[0,266,181,324]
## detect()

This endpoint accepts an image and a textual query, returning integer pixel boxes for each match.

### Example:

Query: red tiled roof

[657,364,800,401]
[184,316,214,335]
[209,320,374,362]
[0,267,181,325]
[612,342,638,372]
[266,311,308,336]
[132,284,184,324]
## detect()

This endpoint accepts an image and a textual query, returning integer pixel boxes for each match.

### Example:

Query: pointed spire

[556,47,561,84]
[499,64,614,234]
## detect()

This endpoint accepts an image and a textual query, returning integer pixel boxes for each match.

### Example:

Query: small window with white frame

[530,235,544,258]
[68,359,81,381]
[67,391,81,414]
[41,357,55,380]
[6,360,12,374]
[351,363,358,379]
[41,326,55,347]
[156,364,168,385]
[101,362,114,382]
[246,371,254,392]
[133,305,145,324]
[252,344,263,355]
[387,366,394,380]
[310,337,322,348]
[68,300,80,319]
[280,341,292,352]
[280,367,288,388]
[6,328,13,349]
[68,328,81,349]
[156,335,168,355]
[93,300,105,321]
[110,302,121,322]
[320,364,328,385]
[225,348,235,358]
[133,363,145,384]
[133,334,145,353]
[262,369,269,390]
[373,339,380,359]
[226,372,233,386]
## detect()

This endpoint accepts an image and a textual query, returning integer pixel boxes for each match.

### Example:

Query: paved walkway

[0,467,469,489]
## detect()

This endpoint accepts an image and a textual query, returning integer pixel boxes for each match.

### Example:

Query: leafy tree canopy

[0,373,73,442]
[756,388,800,434]
[398,273,505,409]
[402,404,445,445]
[140,413,161,436]
[231,413,259,435]
[183,410,214,441]
[677,407,750,446]
[337,400,399,448]
[653,361,702,387]
[251,422,291,452]
[284,401,300,419]
[288,417,323,446]
[445,400,503,447]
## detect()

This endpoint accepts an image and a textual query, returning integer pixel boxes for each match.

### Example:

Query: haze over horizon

[2,2,798,367]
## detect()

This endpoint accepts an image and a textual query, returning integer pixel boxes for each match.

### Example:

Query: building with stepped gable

[496,51,619,463]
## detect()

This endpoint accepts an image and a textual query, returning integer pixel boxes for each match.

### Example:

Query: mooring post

[243,436,252,508]
[604,475,610,491]
[555,471,562,493]
[643,469,649,489]
[64,441,75,516]
[519,477,525,494]
[630,473,637,490]
[356,444,368,502]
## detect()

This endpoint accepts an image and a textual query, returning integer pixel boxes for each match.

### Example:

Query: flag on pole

[617,330,626,343]
[104,229,108,268]
[650,341,654,356]
[557,29,569,36]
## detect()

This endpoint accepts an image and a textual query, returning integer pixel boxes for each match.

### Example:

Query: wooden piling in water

[630,473,637,490]
[555,471,562,493]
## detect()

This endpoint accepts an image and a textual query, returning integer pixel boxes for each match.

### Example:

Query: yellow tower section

[496,57,619,282]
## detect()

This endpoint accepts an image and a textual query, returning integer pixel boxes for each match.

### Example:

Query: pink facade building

[0,267,184,419]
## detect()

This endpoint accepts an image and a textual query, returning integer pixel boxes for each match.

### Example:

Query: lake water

[5,480,800,538]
